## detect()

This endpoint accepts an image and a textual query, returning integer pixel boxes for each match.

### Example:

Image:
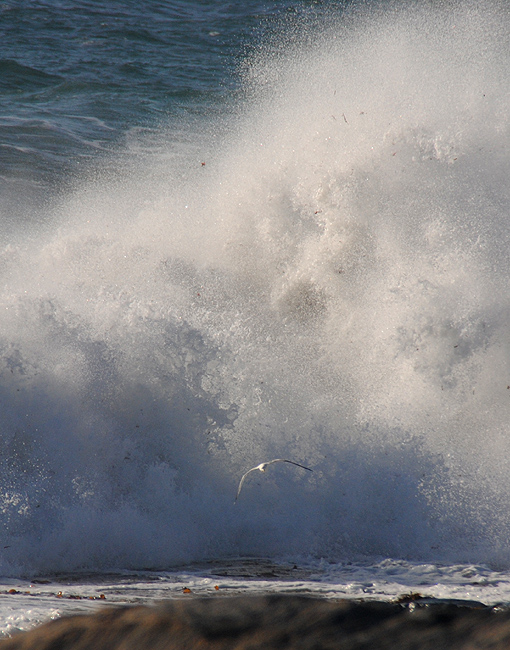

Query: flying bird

[235,459,313,502]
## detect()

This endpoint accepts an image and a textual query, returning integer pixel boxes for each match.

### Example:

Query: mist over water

[2,0,510,575]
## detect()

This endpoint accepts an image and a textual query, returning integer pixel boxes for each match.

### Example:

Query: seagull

[234,459,313,502]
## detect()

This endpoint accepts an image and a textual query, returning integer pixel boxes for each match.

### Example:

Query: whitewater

[2,0,510,636]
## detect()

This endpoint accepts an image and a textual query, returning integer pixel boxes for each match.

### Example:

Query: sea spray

[1,0,510,574]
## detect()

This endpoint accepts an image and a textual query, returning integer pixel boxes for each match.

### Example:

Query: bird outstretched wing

[235,467,258,502]
[234,459,312,503]
[267,459,313,471]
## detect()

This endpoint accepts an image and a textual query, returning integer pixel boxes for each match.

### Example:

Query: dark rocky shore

[0,594,508,649]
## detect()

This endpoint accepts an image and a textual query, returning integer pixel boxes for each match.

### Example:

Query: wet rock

[0,595,508,650]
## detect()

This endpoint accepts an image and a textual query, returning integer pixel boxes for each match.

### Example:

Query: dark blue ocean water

[0,0,285,223]
[0,1,341,189]
[3,0,510,585]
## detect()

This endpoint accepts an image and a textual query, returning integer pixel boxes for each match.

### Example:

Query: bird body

[234,458,312,502]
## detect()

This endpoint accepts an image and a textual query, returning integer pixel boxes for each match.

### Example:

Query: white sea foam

[1,0,510,575]
[2,559,510,637]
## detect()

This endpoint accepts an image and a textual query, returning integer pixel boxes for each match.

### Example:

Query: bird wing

[268,459,313,471]
[235,459,313,503]
[234,467,257,502]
